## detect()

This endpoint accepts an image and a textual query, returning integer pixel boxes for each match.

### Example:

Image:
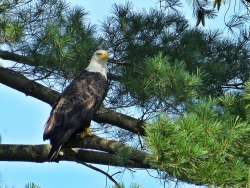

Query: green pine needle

[146,98,250,187]
[123,53,201,104]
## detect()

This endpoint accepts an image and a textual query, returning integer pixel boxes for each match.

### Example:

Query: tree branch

[0,50,121,81]
[78,161,120,187]
[0,144,150,168]
[0,50,37,66]
[0,134,151,168]
[0,66,58,104]
[0,66,145,135]
[95,108,145,135]
[68,135,149,165]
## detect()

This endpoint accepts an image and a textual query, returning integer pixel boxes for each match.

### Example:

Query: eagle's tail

[47,129,75,162]
[48,144,62,161]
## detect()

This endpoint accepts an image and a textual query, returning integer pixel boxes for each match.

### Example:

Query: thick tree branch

[0,66,58,104]
[0,50,121,81]
[0,134,150,168]
[95,108,145,135]
[0,144,150,168]
[0,50,37,66]
[68,135,149,165]
[0,66,145,135]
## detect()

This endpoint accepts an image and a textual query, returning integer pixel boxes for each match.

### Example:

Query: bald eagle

[43,50,109,161]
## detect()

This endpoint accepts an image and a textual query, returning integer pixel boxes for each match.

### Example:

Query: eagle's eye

[95,50,109,61]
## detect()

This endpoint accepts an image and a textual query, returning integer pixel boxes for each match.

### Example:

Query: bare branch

[0,144,150,168]
[0,135,151,168]
[0,50,122,81]
[79,161,120,187]
[0,66,145,135]
[0,66,58,104]
[95,108,145,135]
[0,50,37,66]
[68,135,149,165]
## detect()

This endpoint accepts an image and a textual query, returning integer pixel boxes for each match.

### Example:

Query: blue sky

[0,0,234,188]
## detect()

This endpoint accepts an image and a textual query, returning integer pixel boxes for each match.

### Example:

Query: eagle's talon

[85,127,93,137]
[80,128,93,138]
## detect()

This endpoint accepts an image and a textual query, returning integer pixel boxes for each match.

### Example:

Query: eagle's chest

[58,71,107,113]
[76,72,107,99]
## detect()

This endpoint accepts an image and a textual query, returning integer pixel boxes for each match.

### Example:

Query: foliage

[104,3,250,111]
[0,0,250,187]
[123,53,201,104]
[0,21,24,43]
[0,0,98,82]
[146,96,250,187]
[0,182,41,188]
[244,81,250,110]
[34,6,98,77]
[113,182,142,188]
[24,183,41,188]
[160,0,250,31]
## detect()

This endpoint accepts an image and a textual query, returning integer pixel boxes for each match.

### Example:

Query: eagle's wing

[43,71,107,160]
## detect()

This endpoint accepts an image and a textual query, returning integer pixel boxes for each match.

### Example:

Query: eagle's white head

[85,50,109,79]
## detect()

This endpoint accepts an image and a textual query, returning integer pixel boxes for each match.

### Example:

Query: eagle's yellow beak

[100,51,109,61]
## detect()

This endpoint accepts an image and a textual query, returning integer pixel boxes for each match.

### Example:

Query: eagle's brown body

[43,70,108,160]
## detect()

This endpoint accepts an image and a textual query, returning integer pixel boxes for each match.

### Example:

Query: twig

[78,161,120,187]
[111,171,122,177]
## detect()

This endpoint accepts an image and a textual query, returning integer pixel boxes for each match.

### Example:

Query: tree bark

[0,50,121,81]
[0,144,150,168]
[0,66,145,135]
[0,135,151,168]
[68,135,149,164]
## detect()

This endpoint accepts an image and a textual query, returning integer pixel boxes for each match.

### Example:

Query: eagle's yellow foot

[85,127,93,136]
[80,128,93,138]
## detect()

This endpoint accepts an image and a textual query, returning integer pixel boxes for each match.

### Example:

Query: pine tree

[160,0,250,30]
[0,0,249,187]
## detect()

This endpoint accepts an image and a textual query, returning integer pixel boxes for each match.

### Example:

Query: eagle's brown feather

[43,70,108,161]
